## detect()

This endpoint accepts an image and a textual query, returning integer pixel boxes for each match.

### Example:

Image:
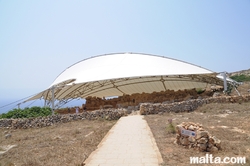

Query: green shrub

[196,88,204,94]
[0,107,52,119]
[166,119,176,134]
[230,74,250,82]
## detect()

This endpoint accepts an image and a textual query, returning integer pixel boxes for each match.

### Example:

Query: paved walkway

[84,114,163,166]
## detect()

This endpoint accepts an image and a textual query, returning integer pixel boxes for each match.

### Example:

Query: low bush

[230,74,250,82]
[0,106,52,119]
[166,119,176,134]
[196,88,204,94]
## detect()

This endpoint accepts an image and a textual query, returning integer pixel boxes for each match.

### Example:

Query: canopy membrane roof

[28,53,223,102]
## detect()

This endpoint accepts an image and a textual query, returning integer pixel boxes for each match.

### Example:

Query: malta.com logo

[190,154,246,164]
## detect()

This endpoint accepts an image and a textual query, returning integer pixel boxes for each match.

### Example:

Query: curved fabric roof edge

[64,52,213,72]
[50,52,215,88]
[25,53,225,103]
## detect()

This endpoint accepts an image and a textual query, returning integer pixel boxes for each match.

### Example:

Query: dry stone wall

[1,95,250,129]
[140,94,250,115]
[0,109,128,129]
[175,122,221,152]
[85,89,213,111]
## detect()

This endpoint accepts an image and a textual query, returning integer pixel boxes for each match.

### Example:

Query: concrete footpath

[84,114,163,166]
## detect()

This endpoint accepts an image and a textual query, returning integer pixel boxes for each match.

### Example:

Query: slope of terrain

[0,119,116,166]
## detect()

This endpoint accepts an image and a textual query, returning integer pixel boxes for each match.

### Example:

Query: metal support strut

[222,72,227,93]
[51,86,55,115]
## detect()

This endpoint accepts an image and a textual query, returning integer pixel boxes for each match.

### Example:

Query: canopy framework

[26,53,225,108]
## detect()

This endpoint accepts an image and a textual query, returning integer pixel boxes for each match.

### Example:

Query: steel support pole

[51,86,55,115]
[223,72,227,93]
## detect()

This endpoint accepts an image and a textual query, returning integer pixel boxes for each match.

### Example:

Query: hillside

[228,68,250,83]
[229,68,250,77]
[228,69,250,96]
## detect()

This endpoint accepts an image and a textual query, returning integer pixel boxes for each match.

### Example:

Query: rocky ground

[1,80,249,166]
[229,69,250,77]
[0,102,250,166]
[0,119,117,166]
[145,102,250,166]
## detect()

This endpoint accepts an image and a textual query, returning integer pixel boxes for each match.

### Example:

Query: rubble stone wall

[84,89,213,111]
[0,109,128,129]
[140,94,250,115]
[1,95,249,129]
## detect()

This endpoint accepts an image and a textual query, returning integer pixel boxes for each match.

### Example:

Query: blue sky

[0,0,250,104]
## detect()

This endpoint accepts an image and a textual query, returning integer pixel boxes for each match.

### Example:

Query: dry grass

[145,102,250,166]
[0,119,117,166]
[231,81,250,96]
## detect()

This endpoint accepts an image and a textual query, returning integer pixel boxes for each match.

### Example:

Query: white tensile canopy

[27,53,223,104]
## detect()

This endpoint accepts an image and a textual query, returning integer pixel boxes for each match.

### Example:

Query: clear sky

[0,0,250,102]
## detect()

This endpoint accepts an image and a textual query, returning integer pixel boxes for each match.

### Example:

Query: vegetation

[225,83,233,95]
[196,88,204,94]
[166,119,176,134]
[0,106,52,119]
[230,74,250,82]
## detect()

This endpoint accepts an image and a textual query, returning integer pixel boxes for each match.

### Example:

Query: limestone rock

[198,137,208,144]
[198,143,207,151]
[210,136,221,149]
[188,125,194,131]
[175,125,182,134]
[180,137,189,146]
[175,122,221,152]
[208,146,218,153]
[5,133,11,139]
[188,136,196,143]
[196,131,209,139]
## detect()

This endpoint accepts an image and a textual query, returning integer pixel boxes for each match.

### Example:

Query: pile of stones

[175,122,221,152]
[0,108,128,129]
